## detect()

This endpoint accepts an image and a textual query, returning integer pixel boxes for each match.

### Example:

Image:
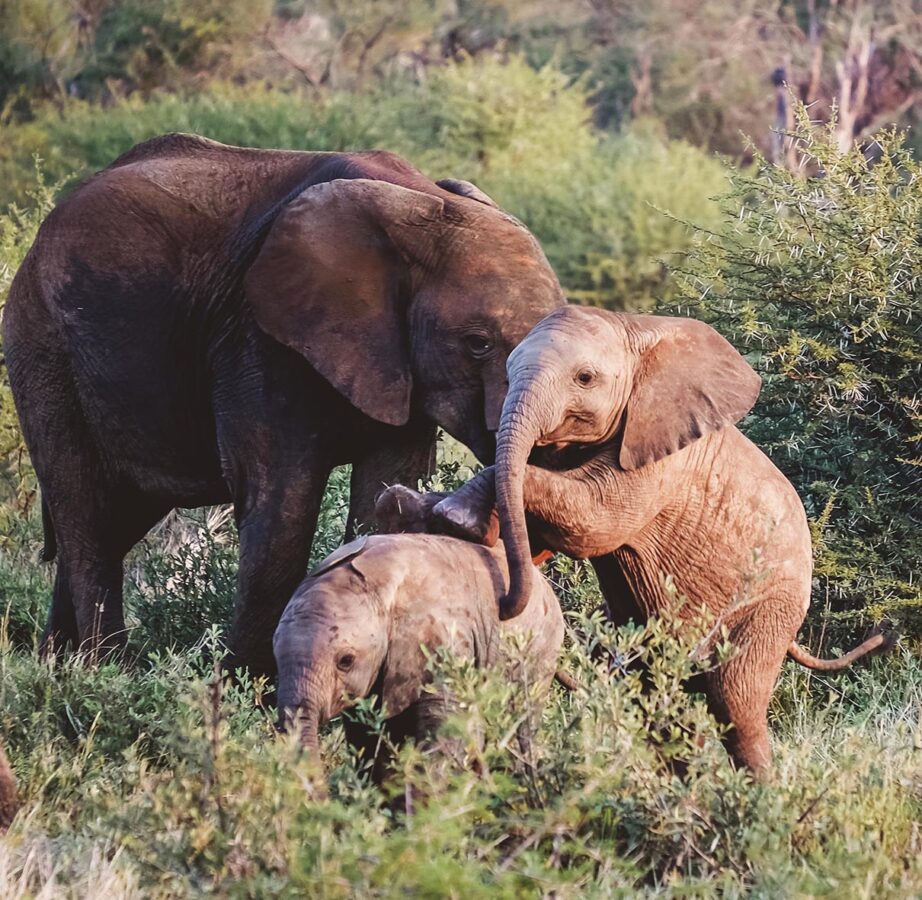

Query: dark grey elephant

[2,135,563,672]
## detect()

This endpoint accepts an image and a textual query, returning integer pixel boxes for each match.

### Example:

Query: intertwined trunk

[494,381,548,619]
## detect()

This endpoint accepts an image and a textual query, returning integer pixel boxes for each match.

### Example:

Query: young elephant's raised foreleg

[430,469,500,544]
[433,452,647,560]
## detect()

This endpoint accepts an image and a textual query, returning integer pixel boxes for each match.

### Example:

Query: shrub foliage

[674,113,922,638]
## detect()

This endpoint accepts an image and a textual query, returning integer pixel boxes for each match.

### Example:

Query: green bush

[0,84,376,207]
[0,0,273,113]
[0,597,918,896]
[673,112,922,640]
[0,59,727,312]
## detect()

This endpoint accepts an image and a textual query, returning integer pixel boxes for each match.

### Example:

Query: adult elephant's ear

[436,178,498,208]
[619,316,761,471]
[245,178,445,427]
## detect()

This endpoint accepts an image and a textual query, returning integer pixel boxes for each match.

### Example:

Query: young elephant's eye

[576,369,594,386]
[462,333,493,358]
[337,653,356,672]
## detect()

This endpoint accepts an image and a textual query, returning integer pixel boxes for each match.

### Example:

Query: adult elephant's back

[2,134,564,669]
[4,137,422,502]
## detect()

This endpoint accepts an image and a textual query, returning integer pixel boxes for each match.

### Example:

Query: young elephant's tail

[787,628,898,672]
[40,496,56,562]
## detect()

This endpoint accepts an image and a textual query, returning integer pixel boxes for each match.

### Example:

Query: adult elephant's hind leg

[18,356,171,659]
[43,487,171,660]
[226,456,332,679]
[346,421,437,539]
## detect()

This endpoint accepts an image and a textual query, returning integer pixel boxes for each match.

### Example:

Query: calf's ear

[619,316,761,471]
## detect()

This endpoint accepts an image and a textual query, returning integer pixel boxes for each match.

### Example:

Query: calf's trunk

[495,382,548,620]
[276,661,324,753]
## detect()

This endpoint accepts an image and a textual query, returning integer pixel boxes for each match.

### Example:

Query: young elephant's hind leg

[703,601,804,777]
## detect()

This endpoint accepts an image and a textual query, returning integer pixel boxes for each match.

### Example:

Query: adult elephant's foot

[431,468,499,546]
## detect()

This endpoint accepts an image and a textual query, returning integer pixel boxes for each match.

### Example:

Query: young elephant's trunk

[276,661,324,753]
[295,706,321,752]
[495,382,547,620]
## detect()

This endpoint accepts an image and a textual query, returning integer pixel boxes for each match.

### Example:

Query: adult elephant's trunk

[495,380,549,620]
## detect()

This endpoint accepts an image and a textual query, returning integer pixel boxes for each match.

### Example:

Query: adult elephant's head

[494,306,761,619]
[244,174,564,462]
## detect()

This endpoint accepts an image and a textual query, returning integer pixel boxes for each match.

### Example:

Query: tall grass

[0,495,919,897]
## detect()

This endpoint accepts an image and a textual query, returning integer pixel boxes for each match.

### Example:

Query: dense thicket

[674,117,922,637]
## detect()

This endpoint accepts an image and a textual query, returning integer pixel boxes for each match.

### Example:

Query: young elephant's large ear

[619,316,761,471]
[245,179,445,426]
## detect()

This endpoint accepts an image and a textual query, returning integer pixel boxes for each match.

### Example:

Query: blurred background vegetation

[0,3,920,893]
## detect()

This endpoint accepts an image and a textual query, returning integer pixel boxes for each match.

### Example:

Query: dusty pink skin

[431,305,895,776]
[272,524,564,771]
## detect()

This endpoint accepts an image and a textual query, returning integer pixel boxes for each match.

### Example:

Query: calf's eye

[337,653,356,672]
[576,370,594,386]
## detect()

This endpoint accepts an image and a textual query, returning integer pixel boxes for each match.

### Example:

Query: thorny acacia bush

[673,114,922,641]
[0,533,919,897]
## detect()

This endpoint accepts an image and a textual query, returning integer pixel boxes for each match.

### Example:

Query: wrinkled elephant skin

[435,306,895,775]
[273,530,563,775]
[2,136,564,672]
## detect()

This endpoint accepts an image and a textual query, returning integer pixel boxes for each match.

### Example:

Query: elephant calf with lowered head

[433,305,895,776]
[273,485,564,775]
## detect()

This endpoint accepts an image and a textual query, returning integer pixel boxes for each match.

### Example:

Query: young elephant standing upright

[2,136,563,671]
[434,306,893,774]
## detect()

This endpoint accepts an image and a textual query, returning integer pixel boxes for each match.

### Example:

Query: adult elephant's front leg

[346,420,437,539]
[226,450,333,678]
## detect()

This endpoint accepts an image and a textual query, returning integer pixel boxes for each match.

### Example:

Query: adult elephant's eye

[337,653,356,672]
[576,369,594,386]
[462,333,493,358]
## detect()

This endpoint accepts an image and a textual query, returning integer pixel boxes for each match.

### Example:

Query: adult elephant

[2,134,563,673]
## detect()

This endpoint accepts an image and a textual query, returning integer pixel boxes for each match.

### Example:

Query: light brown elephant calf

[432,305,895,775]
[273,494,563,773]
